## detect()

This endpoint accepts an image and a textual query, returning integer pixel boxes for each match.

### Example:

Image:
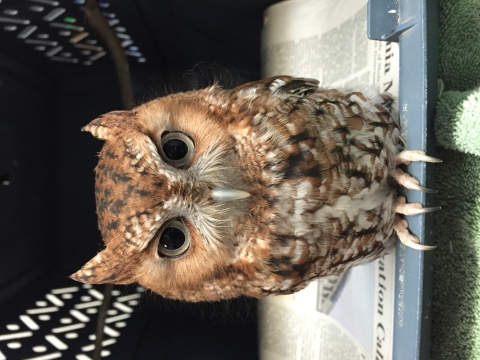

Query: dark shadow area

[0,1,280,358]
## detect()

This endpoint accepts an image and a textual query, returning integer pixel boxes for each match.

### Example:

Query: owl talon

[403,183,437,193]
[395,150,442,165]
[394,197,441,215]
[406,205,441,215]
[390,168,437,193]
[394,217,436,251]
[400,237,436,251]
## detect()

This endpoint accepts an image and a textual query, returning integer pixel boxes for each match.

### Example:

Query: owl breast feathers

[71,76,439,301]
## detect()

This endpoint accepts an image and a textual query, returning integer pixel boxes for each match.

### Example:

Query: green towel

[436,88,480,156]
[431,0,480,358]
[438,0,480,91]
[431,149,480,359]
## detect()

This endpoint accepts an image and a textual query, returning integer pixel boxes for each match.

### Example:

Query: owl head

[71,83,273,301]
[72,77,324,301]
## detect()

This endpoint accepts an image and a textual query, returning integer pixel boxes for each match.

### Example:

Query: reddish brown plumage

[71,76,427,301]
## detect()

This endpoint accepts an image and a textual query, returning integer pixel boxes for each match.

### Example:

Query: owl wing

[231,76,319,98]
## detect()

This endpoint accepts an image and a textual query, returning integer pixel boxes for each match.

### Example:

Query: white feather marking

[237,87,258,100]
[286,123,296,133]
[291,241,305,262]
[269,79,286,93]
[296,181,312,199]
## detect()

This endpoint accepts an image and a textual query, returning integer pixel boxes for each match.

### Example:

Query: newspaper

[259,1,399,359]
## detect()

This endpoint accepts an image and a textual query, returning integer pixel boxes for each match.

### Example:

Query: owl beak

[211,187,250,202]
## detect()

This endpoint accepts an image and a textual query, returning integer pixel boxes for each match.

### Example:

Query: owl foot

[393,215,436,251]
[394,196,441,215]
[392,151,440,250]
[390,167,437,193]
[392,150,441,192]
[395,150,442,165]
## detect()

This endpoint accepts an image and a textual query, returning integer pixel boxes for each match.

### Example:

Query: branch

[84,0,135,110]
[92,284,113,360]
[83,1,136,359]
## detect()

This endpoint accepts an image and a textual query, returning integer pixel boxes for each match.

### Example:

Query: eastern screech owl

[71,76,440,301]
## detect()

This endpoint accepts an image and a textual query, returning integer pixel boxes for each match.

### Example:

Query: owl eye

[160,132,195,167]
[157,220,191,258]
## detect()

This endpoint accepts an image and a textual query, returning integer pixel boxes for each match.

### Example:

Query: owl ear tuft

[70,248,135,285]
[82,123,114,141]
[82,111,134,141]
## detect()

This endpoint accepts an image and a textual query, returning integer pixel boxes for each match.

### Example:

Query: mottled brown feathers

[72,76,405,301]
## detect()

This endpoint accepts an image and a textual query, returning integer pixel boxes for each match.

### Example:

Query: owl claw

[409,205,441,214]
[394,198,441,215]
[399,236,436,251]
[395,150,442,165]
[390,168,437,193]
[394,217,436,251]
[391,150,439,250]
[404,183,437,194]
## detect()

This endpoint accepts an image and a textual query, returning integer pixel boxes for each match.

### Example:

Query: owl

[71,76,440,301]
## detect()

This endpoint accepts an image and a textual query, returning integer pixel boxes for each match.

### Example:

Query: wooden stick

[83,1,135,359]
[92,284,114,360]
[84,0,135,110]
